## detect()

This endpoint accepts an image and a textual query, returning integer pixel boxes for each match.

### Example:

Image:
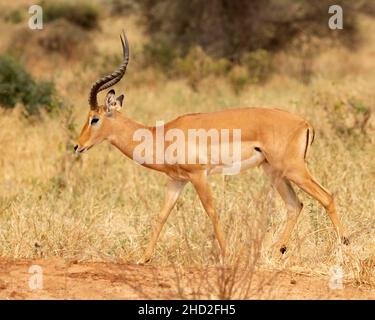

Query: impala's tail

[304,124,315,160]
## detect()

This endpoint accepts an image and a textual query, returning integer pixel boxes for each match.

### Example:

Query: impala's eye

[90,117,99,125]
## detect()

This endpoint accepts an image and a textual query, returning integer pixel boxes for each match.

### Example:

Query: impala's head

[74,31,129,154]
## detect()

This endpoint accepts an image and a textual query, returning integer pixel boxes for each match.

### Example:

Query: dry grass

[0,7,375,295]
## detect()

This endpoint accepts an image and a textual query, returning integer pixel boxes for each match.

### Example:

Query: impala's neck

[107,113,150,160]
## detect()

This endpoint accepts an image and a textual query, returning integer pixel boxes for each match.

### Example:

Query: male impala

[75,32,349,263]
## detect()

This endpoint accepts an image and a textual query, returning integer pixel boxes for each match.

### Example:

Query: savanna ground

[0,0,375,299]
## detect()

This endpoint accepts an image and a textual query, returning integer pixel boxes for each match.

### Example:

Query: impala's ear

[116,94,124,109]
[105,89,116,113]
[105,89,123,114]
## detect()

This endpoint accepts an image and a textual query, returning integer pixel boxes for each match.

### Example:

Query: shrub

[142,42,179,73]
[174,46,213,89]
[109,0,140,15]
[36,19,93,58]
[0,55,57,115]
[4,9,23,24]
[10,19,95,61]
[139,0,365,62]
[41,0,100,30]
[229,65,250,94]
[313,91,372,138]
[173,46,230,89]
[240,49,273,83]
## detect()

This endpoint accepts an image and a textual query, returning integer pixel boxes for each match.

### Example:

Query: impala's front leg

[189,172,226,257]
[139,179,187,264]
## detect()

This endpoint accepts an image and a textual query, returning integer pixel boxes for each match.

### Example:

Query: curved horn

[88,31,129,110]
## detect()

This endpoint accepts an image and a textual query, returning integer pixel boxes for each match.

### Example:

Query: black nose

[74,145,78,152]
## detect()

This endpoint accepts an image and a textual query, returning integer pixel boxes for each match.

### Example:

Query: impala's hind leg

[263,163,303,254]
[286,164,348,245]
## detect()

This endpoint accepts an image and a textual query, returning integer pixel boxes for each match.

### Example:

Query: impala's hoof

[280,245,287,255]
[342,237,350,246]
[137,256,151,265]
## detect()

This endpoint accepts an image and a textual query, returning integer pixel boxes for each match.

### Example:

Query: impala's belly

[164,139,265,179]
[208,142,265,175]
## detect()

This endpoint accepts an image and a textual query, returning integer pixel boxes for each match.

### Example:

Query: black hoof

[342,237,350,245]
[280,245,287,254]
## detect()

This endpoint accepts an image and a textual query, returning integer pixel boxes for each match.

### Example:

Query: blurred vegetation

[108,0,141,16]
[173,47,230,90]
[41,0,100,30]
[137,0,375,89]
[0,55,57,115]
[36,20,92,57]
[313,91,372,139]
[139,0,367,60]
[10,19,95,61]
[6,0,372,91]
[142,38,273,91]
[4,9,24,24]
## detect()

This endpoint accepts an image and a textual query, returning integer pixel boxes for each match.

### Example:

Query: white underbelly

[208,151,265,175]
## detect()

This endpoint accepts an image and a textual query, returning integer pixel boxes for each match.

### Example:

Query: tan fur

[76,105,347,263]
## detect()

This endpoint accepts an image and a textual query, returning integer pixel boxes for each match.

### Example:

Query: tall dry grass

[0,8,374,293]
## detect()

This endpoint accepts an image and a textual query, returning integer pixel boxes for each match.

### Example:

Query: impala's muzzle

[74,144,88,154]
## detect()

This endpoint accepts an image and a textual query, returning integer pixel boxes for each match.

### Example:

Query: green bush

[37,19,93,58]
[0,55,57,115]
[173,46,230,89]
[4,9,23,24]
[240,49,273,83]
[41,0,100,30]
[313,91,372,138]
[229,65,250,94]
[109,0,140,15]
[139,0,369,85]
[175,46,230,76]
[139,0,363,61]
[10,20,95,61]
[142,42,179,73]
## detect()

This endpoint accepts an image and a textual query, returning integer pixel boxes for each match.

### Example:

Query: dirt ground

[0,257,373,299]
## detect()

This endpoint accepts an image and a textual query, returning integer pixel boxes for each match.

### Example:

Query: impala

[75,32,349,263]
